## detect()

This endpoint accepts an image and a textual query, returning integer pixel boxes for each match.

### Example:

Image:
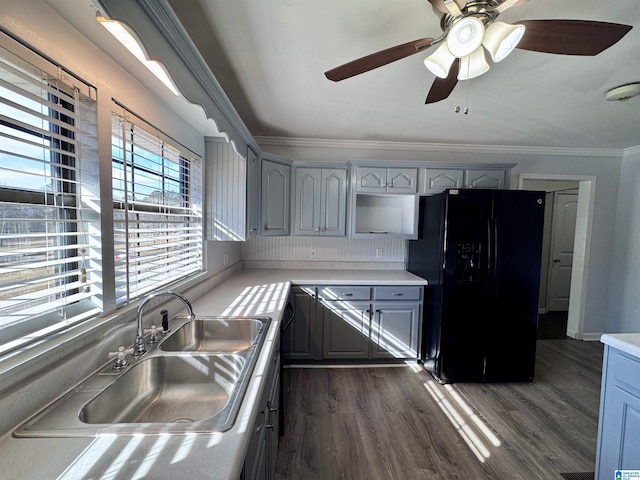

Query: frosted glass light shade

[424,42,457,79]
[457,47,490,80]
[483,22,526,62]
[447,17,485,57]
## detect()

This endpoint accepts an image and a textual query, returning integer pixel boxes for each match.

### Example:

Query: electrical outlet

[310,248,317,259]
[376,248,383,258]
[223,252,229,266]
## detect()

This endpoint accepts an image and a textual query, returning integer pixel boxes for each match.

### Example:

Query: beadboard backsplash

[242,236,406,270]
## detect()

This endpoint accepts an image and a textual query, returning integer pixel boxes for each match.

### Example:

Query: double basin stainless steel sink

[14,316,271,437]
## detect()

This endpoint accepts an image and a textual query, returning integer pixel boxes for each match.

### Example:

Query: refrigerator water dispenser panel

[455,243,480,283]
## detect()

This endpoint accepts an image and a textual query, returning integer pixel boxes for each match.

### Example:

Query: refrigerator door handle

[493,217,500,298]
[486,218,495,296]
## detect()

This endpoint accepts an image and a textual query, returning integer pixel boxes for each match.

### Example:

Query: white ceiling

[168,0,640,150]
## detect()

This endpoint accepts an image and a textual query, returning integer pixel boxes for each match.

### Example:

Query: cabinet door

[422,168,464,195]
[247,148,260,238]
[370,302,420,359]
[266,357,281,479]
[244,399,268,480]
[261,160,290,236]
[320,168,347,236]
[282,287,320,361]
[294,168,321,236]
[596,349,640,478]
[356,167,387,192]
[387,168,417,194]
[465,169,506,189]
[321,300,370,359]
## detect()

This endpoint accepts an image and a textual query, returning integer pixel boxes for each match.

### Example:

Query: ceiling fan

[324,0,632,104]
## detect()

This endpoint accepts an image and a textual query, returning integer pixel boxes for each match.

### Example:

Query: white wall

[607,147,640,332]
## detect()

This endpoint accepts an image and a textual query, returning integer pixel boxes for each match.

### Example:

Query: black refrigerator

[407,189,545,384]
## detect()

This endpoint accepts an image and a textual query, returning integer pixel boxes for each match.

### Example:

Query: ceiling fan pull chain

[455,56,470,114]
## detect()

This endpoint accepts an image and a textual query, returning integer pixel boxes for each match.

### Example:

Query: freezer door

[484,190,545,382]
[437,189,493,383]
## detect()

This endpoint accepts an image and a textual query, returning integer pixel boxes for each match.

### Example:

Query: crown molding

[624,144,640,157]
[255,136,627,158]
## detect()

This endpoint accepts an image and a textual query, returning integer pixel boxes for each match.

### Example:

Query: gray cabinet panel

[294,167,346,236]
[246,148,260,238]
[422,168,464,195]
[596,347,640,479]
[465,169,506,189]
[321,169,346,235]
[294,168,320,235]
[321,300,370,359]
[261,160,290,236]
[282,287,321,361]
[355,167,417,194]
[371,302,420,359]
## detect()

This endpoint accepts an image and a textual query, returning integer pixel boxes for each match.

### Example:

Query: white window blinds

[0,42,100,352]
[111,108,202,304]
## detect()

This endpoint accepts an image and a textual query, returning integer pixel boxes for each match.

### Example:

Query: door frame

[518,174,597,340]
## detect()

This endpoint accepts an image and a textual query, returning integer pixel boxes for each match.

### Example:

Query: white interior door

[547,192,578,311]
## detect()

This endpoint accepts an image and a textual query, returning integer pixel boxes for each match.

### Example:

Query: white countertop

[0,268,426,480]
[601,333,640,359]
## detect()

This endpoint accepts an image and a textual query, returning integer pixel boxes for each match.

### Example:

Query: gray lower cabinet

[283,285,422,362]
[370,301,420,359]
[243,342,281,480]
[281,286,321,361]
[595,344,640,479]
[320,285,422,360]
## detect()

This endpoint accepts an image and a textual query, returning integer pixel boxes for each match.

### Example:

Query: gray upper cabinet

[355,167,417,194]
[246,147,260,238]
[465,169,506,189]
[206,138,251,241]
[422,168,465,195]
[294,167,347,236]
[421,166,509,195]
[261,159,290,236]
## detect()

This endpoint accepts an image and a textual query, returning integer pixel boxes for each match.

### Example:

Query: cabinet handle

[391,292,403,296]
[341,293,353,297]
[256,410,266,433]
[322,227,326,232]
[315,227,320,232]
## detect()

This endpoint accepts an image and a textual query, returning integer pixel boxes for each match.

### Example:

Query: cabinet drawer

[374,286,422,301]
[319,286,371,301]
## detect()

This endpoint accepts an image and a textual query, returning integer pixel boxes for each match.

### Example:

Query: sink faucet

[133,291,195,356]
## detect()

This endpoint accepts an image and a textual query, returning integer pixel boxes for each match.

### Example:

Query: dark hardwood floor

[275,339,603,480]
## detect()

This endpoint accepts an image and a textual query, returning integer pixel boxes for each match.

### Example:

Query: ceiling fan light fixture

[457,47,490,80]
[447,17,486,58]
[424,42,456,79]
[483,21,526,63]
[605,83,640,101]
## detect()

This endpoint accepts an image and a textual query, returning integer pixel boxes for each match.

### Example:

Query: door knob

[553,258,561,263]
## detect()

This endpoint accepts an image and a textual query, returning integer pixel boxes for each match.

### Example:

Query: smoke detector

[606,83,640,101]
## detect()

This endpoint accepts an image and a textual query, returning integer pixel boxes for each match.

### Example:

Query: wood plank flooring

[275,339,603,480]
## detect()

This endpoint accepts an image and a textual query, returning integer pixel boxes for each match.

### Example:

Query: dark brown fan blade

[325,38,435,82]
[426,58,460,104]
[514,20,632,56]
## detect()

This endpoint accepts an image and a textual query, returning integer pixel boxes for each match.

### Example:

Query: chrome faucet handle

[133,333,146,356]
[109,346,134,370]
[144,325,162,344]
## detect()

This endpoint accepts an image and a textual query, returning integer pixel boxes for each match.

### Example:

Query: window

[111,108,202,304]
[0,43,100,352]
